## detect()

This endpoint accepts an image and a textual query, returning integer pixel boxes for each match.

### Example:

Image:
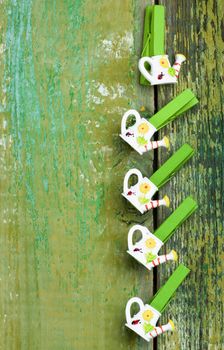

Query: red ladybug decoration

[132,319,140,325]
[158,72,164,80]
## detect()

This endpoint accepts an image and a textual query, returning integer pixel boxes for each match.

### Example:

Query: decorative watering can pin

[139,54,186,86]
[139,5,186,86]
[122,144,194,214]
[125,264,190,342]
[120,89,198,155]
[127,197,197,270]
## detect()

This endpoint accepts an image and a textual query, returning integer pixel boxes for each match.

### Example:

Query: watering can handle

[121,109,141,135]
[123,168,143,193]
[125,297,145,324]
[138,57,154,84]
[128,224,146,251]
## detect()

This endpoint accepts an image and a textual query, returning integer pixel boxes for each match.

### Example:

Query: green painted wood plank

[156,1,224,349]
[0,0,155,349]
[3,1,223,349]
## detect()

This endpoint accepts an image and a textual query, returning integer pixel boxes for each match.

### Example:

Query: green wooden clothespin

[125,264,190,341]
[140,5,165,85]
[120,89,198,155]
[122,144,194,213]
[139,5,186,85]
[149,89,198,131]
[127,197,197,270]
[150,143,194,188]
[150,264,190,313]
[154,196,198,243]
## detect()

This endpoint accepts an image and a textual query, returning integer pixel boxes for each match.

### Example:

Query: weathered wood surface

[0,0,223,349]
[157,1,224,349]
[0,1,155,349]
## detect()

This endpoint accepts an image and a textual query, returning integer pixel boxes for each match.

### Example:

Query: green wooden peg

[140,5,165,85]
[125,265,190,341]
[154,197,198,243]
[150,264,190,313]
[150,5,165,56]
[149,89,199,131]
[150,144,194,189]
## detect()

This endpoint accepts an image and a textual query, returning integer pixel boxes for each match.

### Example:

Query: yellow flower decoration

[142,309,154,321]
[159,57,169,68]
[139,182,151,194]
[138,122,149,134]
[145,238,156,249]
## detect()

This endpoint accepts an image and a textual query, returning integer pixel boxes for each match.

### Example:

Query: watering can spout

[172,53,186,78]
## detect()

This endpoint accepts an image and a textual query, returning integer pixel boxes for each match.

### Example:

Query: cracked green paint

[0,1,154,349]
[157,1,224,349]
[1,0,223,349]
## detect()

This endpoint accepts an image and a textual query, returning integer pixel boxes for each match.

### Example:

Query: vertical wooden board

[156,1,224,349]
[0,0,156,349]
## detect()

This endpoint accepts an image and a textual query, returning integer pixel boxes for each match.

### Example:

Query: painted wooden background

[0,0,223,349]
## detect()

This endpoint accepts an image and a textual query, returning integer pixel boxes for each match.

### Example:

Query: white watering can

[120,109,169,155]
[122,168,169,214]
[139,53,186,85]
[125,265,190,342]
[125,297,174,342]
[127,224,177,270]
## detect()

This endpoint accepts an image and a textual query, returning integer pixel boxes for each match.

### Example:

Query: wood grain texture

[156,1,224,349]
[0,0,155,349]
[0,0,223,349]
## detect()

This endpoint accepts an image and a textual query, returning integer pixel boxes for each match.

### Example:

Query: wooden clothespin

[122,144,194,214]
[127,197,198,270]
[140,5,165,85]
[120,89,198,155]
[125,264,190,341]
[139,5,186,85]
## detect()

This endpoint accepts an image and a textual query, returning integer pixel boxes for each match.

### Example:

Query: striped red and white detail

[148,321,173,339]
[143,140,166,152]
[173,62,181,78]
[150,251,175,268]
[145,198,165,211]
